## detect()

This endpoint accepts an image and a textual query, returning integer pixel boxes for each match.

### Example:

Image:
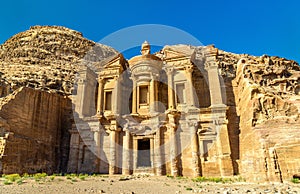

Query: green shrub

[235,176,246,182]
[3,174,21,182]
[291,178,299,184]
[166,174,174,179]
[49,175,55,181]
[16,178,24,185]
[3,180,13,185]
[22,173,30,178]
[33,173,47,182]
[192,176,233,183]
[185,187,193,191]
[71,178,77,182]
[79,174,88,181]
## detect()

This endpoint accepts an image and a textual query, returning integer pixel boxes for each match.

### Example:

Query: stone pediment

[162,45,195,61]
[91,54,127,74]
[103,54,126,69]
[95,54,128,77]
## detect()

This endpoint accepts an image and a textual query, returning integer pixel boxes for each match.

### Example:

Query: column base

[122,169,131,175]
[219,155,234,176]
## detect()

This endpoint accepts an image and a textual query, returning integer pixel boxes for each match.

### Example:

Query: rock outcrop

[0,26,118,174]
[231,55,300,182]
[0,25,117,95]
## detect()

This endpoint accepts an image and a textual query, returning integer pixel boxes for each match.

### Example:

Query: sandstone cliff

[0,26,117,174]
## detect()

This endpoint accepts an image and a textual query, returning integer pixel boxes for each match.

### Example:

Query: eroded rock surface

[0,26,118,174]
[0,25,117,95]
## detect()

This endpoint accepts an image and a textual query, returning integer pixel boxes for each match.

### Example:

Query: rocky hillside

[0,26,118,174]
[0,25,118,95]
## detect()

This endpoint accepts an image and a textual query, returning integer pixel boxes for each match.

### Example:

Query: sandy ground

[1,175,300,194]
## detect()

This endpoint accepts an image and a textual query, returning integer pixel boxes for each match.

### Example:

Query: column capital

[113,75,119,81]
[97,75,104,80]
[166,123,177,131]
[184,65,194,73]
[150,73,159,80]
[165,67,174,75]
[204,45,218,58]
[77,78,86,84]
[205,61,219,70]
[130,75,136,82]
[187,119,199,128]
[204,45,219,70]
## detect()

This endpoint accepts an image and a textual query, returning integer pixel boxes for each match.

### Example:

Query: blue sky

[1,0,299,62]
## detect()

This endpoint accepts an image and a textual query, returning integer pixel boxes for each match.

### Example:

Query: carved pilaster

[204,45,224,107]
[167,113,179,176]
[76,77,87,118]
[112,75,121,116]
[214,120,233,176]
[67,130,80,173]
[154,127,162,175]
[188,120,200,177]
[166,67,175,110]
[184,65,196,107]
[109,129,116,175]
[109,120,119,175]
[96,78,104,116]
[150,73,158,114]
[122,128,131,175]
[131,76,137,114]
[92,128,101,172]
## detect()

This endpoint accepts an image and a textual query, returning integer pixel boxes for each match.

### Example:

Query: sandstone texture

[0,25,117,95]
[0,26,117,174]
[0,26,299,183]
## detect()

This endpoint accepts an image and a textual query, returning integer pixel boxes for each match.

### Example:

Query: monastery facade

[68,42,234,177]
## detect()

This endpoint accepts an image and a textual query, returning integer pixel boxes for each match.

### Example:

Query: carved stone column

[109,121,118,175]
[67,130,80,173]
[168,114,178,176]
[76,67,97,117]
[185,65,196,107]
[154,127,162,175]
[150,74,157,113]
[188,120,200,177]
[122,129,131,175]
[76,76,87,118]
[204,45,233,176]
[166,68,175,110]
[93,129,101,172]
[96,78,104,115]
[112,76,121,116]
[215,121,233,176]
[131,77,137,114]
[204,45,224,107]
[150,138,155,174]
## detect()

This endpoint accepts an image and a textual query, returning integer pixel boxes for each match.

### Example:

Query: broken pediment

[161,45,196,61]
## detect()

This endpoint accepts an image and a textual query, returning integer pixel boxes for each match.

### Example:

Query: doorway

[137,138,151,167]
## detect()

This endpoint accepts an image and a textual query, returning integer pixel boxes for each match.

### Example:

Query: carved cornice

[99,69,121,77]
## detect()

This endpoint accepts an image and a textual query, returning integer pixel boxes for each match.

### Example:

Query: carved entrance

[137,138,151,167]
